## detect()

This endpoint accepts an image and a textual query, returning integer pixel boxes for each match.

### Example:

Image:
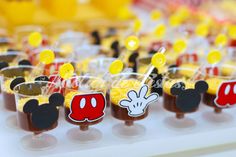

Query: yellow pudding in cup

[162,67,203,118]
[203,77,228,113]
[110,73,153,126]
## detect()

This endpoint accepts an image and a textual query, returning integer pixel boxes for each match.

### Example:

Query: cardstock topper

[214,80,236,108]
[119,84,159,117]
[69,92,106,122]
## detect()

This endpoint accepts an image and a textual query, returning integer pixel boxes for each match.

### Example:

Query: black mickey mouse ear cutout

[111,40,119,50]
[10,77,25,90]
[195,80,209,93]
[128,51,139,62]
[23,99,39,113]
[18,59,32,66]
[128,52,139,72]
[111,40,120,58]
[49,93,64,107]
[91,30,101,45]
[35,75,49,81]
[0,61,9,70]
[171,82,186,96]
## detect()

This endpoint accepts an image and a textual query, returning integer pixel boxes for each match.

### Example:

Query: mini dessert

[110,76,152,126]
[0,66,42,111]
[162,67,207,118]
[64,76,107,131]
[13,81,63,133]
[163,79,195,118]
[203,77,225,113]
[13,80,64,150]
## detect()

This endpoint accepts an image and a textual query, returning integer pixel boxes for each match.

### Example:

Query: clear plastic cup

[110,73,153,138]
[162,67,204,119]
[64,75,107,143]
[14,81,61,150]
[1,65,43,111]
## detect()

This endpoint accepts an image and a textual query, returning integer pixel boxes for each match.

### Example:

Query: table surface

[1,95,236,157]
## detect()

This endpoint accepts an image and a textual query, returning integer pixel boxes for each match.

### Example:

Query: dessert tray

[1,96,236,157]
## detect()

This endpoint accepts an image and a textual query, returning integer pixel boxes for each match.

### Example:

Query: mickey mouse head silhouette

[23,93,64,129]
[171,80,208,112]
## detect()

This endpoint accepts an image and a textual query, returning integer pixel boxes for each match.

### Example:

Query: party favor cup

[14,81,63,150]
[162,67,206,119]
[64,76,107,143]
[0,65,43,111]
[203,73,235,113]
[110,73,153,126]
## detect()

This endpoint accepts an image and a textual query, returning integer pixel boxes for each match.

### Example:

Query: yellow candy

[109,59,124,74]
[154,24,166,39]
[215,34,228,47]
[173,39,187,53]
[39,49,55,64]
[59,63,74,79]
[228,25,236,39]
[133,19,142,32]
[207,50,222,65]
[169,15,182,27]
[195,23,209,37]
[150,10,161,21]
[151,53,166,68]
[28,32,42,47]
[125,36,139,51]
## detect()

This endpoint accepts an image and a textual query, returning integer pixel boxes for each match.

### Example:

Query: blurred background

[0,0,236,29]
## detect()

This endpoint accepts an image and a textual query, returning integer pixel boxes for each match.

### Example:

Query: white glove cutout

[119,84,159,117]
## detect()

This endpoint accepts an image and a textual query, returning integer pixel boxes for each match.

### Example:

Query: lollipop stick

[141,47,166,85]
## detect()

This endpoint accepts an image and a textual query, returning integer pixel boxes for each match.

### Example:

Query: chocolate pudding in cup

[0,65,43,111]
[110,73,153,138]
[162,67,204,119]
[64,76,107,143]
[0,52,28,93]
[203,74,234,114]
[14,81,62,150]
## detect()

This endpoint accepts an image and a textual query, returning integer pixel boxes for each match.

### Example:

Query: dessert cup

[1,65,43,111]
[110,73,153,138]
[203,75,234,114]
[64,76,106,143]
[0,52,28,93]
[14,81,62,150]
[162,67,204,119]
